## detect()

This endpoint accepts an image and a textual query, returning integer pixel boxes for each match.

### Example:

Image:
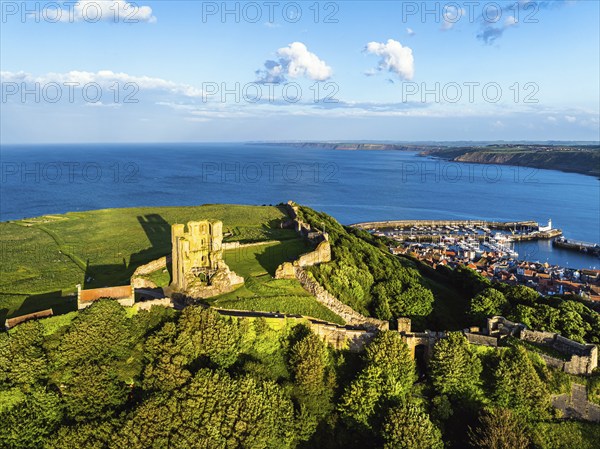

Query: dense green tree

[364,331,416,399]
[0,387,63,449]
[393,285,435,318]
[372,283,392,320]
[339,331,415,428]
[469,288,508,322]
[556,301,590,343]
[176,307,241,368]
[429,332,482,398]
[59,362,129,422]
[493,346,550,420]
[142,321,191,392]
[503,285,539,305]
[0,321,48,389]
[531,421,600,449]
[299,205,434,321]
[287,330,335,415]
[55,300,132,368]
[382,402,443,449]
[113,369,296,449]
[45,420,117,449]
[338,364,384,428]
[429,394,453,429]
[468,408,529,449]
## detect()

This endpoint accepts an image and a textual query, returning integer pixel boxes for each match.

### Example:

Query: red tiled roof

[79,285,132,303]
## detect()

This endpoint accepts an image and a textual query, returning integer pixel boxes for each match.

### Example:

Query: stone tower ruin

[171,220,224,291]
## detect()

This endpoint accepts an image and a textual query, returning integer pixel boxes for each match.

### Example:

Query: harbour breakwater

[351,219,562,244]
[353,219,539,231]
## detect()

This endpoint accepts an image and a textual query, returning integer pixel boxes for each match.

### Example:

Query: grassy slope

[1,204,293,320]
[210,240,344,325]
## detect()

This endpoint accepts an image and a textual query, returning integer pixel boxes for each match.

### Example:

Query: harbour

[352,219,599,302]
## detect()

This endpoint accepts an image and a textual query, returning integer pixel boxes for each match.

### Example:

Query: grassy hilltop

[3,203,599,343]
[0,204,299,321]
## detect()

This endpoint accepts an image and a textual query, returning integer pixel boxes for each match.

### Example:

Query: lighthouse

[539,219,552,232]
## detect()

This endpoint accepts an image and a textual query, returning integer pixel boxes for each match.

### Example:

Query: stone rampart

[487,316,598,375]
[487,316,523,336]
[521,329,556,346]
[131,256,169,289]
[465,332,498,347]
[134,298,173,312]
[293,267,388,331]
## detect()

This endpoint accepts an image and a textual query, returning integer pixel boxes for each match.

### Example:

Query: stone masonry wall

[294,266,388,331]
[134,298,173,312]
[521,329,556,346]
[131,256,169,289]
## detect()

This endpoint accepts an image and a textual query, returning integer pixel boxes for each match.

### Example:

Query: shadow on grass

[255,240,311,277]
[83,214,172,289]
[3,291,77,323]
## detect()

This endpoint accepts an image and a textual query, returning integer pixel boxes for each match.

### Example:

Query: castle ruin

[171,220,243,298]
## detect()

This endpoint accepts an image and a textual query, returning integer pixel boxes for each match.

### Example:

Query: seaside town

[360,219,600,303]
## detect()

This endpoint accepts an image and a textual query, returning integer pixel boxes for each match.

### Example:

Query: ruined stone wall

[131,256,169,289]
[521,329,556,346]
[539,354,566,370]
[402,333,437,360]
[275,202,332,279]
[465,332,498,347]
[221,240,279,251]
[564,350,598,375]
[487,316,523,336]
[554,335,590,356]
[294,267,388,331]
[552,384,600,423]
[77,285,135,310]
[520,330,597,375]
[132,256,169,277]
[310,322,377,352]
[487,316,598,376]
[296,240,332,267]
[134,298,173,312]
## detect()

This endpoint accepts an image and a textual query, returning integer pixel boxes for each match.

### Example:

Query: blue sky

[1,0,599,143]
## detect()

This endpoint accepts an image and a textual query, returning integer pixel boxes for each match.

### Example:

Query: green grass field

[210,240,345,325]
[1,204,294,321]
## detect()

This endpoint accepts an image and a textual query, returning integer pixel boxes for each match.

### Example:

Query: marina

[353,219,600,302]
[353,219,563,260]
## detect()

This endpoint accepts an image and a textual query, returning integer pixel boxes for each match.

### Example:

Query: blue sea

[1,143,599,269]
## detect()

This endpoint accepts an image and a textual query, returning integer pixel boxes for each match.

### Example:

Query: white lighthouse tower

[539,219,552,232]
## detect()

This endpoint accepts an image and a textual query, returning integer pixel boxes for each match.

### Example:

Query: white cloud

[1,70,203,98]
[406,27,415,36]
[364,39,415,81]
[565,115,577,123]
[43,1,156,23]
[256,42,332,83]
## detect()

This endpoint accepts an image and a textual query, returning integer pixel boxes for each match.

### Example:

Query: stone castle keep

[171,220,223,291]
[171,220,243,298]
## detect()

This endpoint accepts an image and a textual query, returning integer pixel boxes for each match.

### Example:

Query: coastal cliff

[420,146,600,178]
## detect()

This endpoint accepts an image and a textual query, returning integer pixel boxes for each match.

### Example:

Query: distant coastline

[261,142,600,178]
